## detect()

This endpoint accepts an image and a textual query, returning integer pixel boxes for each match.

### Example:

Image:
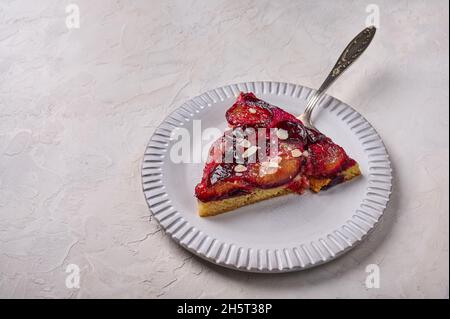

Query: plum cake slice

[195,92,361,217]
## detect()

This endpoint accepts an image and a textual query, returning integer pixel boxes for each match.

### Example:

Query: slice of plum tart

[195,92,361,217]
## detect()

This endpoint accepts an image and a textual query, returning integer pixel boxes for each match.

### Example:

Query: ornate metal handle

[301,26,377,128]
[318,26,376,93]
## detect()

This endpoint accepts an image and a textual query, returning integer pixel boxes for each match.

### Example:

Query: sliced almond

[259,159,280,176]
[239,139,252,148]
[259,164,278,176]
[234,164,247,172]
[248,108,256,114]
[267,161,279,168]
[291,149,302,157]
[271,155,282,162]
[302,150,309,157]
[276,128,289,140]
[242,145,258,158]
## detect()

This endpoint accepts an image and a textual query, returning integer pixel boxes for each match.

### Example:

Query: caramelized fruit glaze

[195,93,356,202]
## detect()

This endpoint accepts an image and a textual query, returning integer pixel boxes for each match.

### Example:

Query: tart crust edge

[198,163,361,217]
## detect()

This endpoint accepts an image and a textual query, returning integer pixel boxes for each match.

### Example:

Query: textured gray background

[0,0,448,298]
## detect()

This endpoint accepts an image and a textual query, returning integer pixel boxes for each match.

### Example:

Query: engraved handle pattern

[318,26,377,93]
[300,26,377,129]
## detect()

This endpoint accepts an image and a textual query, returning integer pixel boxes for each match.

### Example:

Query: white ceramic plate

[142,82,392,273]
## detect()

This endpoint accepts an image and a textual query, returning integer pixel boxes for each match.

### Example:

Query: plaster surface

[0,0,448,298]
